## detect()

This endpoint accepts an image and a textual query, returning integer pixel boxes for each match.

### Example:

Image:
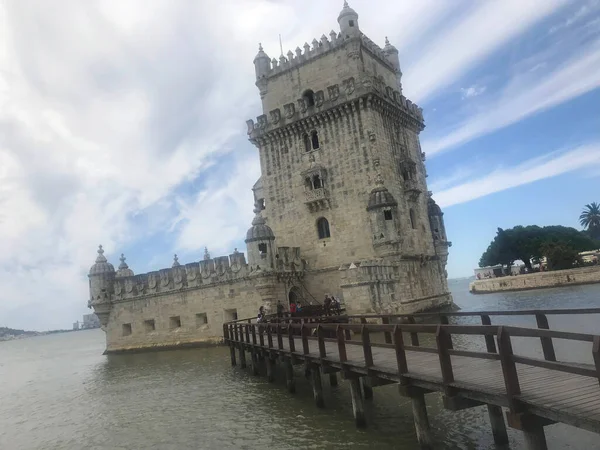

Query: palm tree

[580,202,600,240]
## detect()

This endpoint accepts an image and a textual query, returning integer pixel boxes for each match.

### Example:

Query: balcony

[404,179,422,202]
[304,188,330,212]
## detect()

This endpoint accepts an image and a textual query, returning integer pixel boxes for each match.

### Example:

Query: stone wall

[469,266,600,294]
[104,274,286,353]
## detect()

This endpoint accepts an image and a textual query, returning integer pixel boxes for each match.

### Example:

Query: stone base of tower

[338,259,453,315]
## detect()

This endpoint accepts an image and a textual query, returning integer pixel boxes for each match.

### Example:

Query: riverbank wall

[469,266,600,294]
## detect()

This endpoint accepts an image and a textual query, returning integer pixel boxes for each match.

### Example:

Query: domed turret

[245,201,275,270]
[254,43,271,98]
[427,195,448,243]
[367,174,398,211]
[89,245,115,275]
[366,174,399,244]
[115,253,134,278]
[338,1,359,37]
[383,37,402,88]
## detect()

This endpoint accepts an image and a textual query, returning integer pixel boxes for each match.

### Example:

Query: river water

[2,279,600,450]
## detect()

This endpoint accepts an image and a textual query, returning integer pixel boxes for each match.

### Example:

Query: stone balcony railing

[304,187,330,212]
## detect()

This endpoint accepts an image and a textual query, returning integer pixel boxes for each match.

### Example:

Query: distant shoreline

[0,327,97,342]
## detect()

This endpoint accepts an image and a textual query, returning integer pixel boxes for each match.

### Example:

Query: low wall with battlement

[469,266,600,294]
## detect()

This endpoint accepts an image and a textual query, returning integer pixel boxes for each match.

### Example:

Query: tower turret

[367,174,400,245]
[88,245,115,328]
[338,1,360,37]
[253,43,271,98]
[245,201,276,271]
[115,253,134,278]
[383,37,402,90]
[428,195,452,277]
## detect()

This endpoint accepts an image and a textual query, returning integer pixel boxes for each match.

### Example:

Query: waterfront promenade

[224,308,600,450]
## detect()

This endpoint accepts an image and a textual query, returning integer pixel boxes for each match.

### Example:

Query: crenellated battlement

[261,32,395,81]
[108,246,305,302]
[246,75,423,140]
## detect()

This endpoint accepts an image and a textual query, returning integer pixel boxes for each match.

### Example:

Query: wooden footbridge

[223,308,600,449]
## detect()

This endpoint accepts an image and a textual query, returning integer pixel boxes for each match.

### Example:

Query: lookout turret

[245,201,276,271]
[338,1,359,37]
[88,245,115,328]
[254,43,270,98]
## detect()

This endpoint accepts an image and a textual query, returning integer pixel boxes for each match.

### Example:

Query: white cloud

[424,38,600,156]
[461,85,486,99]
[548,0,599,34]
[404,0,567,102]
[435,143,600,208]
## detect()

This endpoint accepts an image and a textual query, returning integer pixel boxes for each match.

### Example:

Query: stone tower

[246,1,452,313]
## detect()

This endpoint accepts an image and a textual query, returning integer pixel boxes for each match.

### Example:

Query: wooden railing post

[288,325,296,353]
[337,326,348,363]
[381,317,392,344]
[407,316,420,346]
[233,323,239,343]
[535,313,556,361]
[267,324,274,349]
[251,324,257,346]
[317,325,326,358]
[302,324,310,355]
[245,323,250,344]
[393,325,408,385]
[361,325,374,367]
[436,325,454,384]
[439,316,453,349]
[593,336,600,387]
[277,323,284,350]
[259,324,265,347]
[481,315,497,353]
[497,326,521,411]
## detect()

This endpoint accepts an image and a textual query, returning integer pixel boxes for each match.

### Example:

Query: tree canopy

[580,202,600,240]
[479,225,600,270]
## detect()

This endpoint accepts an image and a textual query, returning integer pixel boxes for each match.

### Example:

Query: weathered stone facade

[88,2,452,353]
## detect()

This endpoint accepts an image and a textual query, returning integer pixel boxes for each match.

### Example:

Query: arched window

[317,217,331,239]
[313,174,322,189]
[409,209,416,229]
[305,177,313,190]
[384,209,392,221]
[303,90,315,107]
[311,130,320,149]
[303,133,311,152]
[258,243,267,255]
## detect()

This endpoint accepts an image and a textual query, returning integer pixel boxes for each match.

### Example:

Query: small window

[144,319,155,333]
[303,133,311,152]
[224,308,238,322]
[349,20,355,27]
[409,209,416,229]
[384,210,393,221]
[122,323,132,336]
[169,316,181,329]
[317,217,331,239]
[311,130,320,149]
[303,89,315,107]
[196,313,208,327]
[258,198,265,210]
[305,177,313,190]
[258,243,267,255]
[313,174,322,189]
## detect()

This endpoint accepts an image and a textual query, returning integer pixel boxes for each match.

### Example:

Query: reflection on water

[2,279,600,449]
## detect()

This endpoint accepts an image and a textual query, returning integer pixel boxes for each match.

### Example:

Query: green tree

[541,242,579,271]
[580,202,600,240]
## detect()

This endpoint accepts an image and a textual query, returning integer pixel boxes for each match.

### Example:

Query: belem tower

[88,2,452,353]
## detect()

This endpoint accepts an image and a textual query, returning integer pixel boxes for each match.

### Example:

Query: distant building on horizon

[81,314,100,329]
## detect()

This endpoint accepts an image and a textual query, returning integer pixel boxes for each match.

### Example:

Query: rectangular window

[349,20,355,27]
[169,316,181,329]
[122,323,132,336]
[224,308,238,322]
[384,210,393,221]
[196,313,208,327]
[144,319,155,333]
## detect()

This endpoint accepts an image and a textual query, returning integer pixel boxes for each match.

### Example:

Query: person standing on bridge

[257,306,265,323]
[276,300,284,319]
[323,295,332,316]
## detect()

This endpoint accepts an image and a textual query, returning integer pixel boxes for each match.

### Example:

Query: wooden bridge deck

[224,309,600,450]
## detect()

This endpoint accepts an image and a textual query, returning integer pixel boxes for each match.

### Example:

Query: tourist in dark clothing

[257,306,265,323]
[276,300,284,318]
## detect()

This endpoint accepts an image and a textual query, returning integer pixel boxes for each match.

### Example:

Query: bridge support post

[238,345,246,369]
[329,372,338,387]
[310,366,324,408]
[411,389,433,449]
[250,352,260,376]
[487,405,508,445]
[507,413,549,450]
[361,377,373,400]
[285,357,296,394]
[266,357,275,382]
[229,345,236,366]
[523,424,547,450]
[349,377,366,428]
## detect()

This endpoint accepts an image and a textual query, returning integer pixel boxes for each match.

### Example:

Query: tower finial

[172,254,180,267]
[204,247,211,260]
[95,245,107,263]
[385,36,390,45]
[258,42,263,51]
[119,253,128,269]
[344,0,349,7]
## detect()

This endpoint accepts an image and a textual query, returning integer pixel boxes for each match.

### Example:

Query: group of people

[323,295,341,316]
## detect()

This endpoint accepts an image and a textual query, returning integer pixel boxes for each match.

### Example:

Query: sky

[1,0,600,330]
